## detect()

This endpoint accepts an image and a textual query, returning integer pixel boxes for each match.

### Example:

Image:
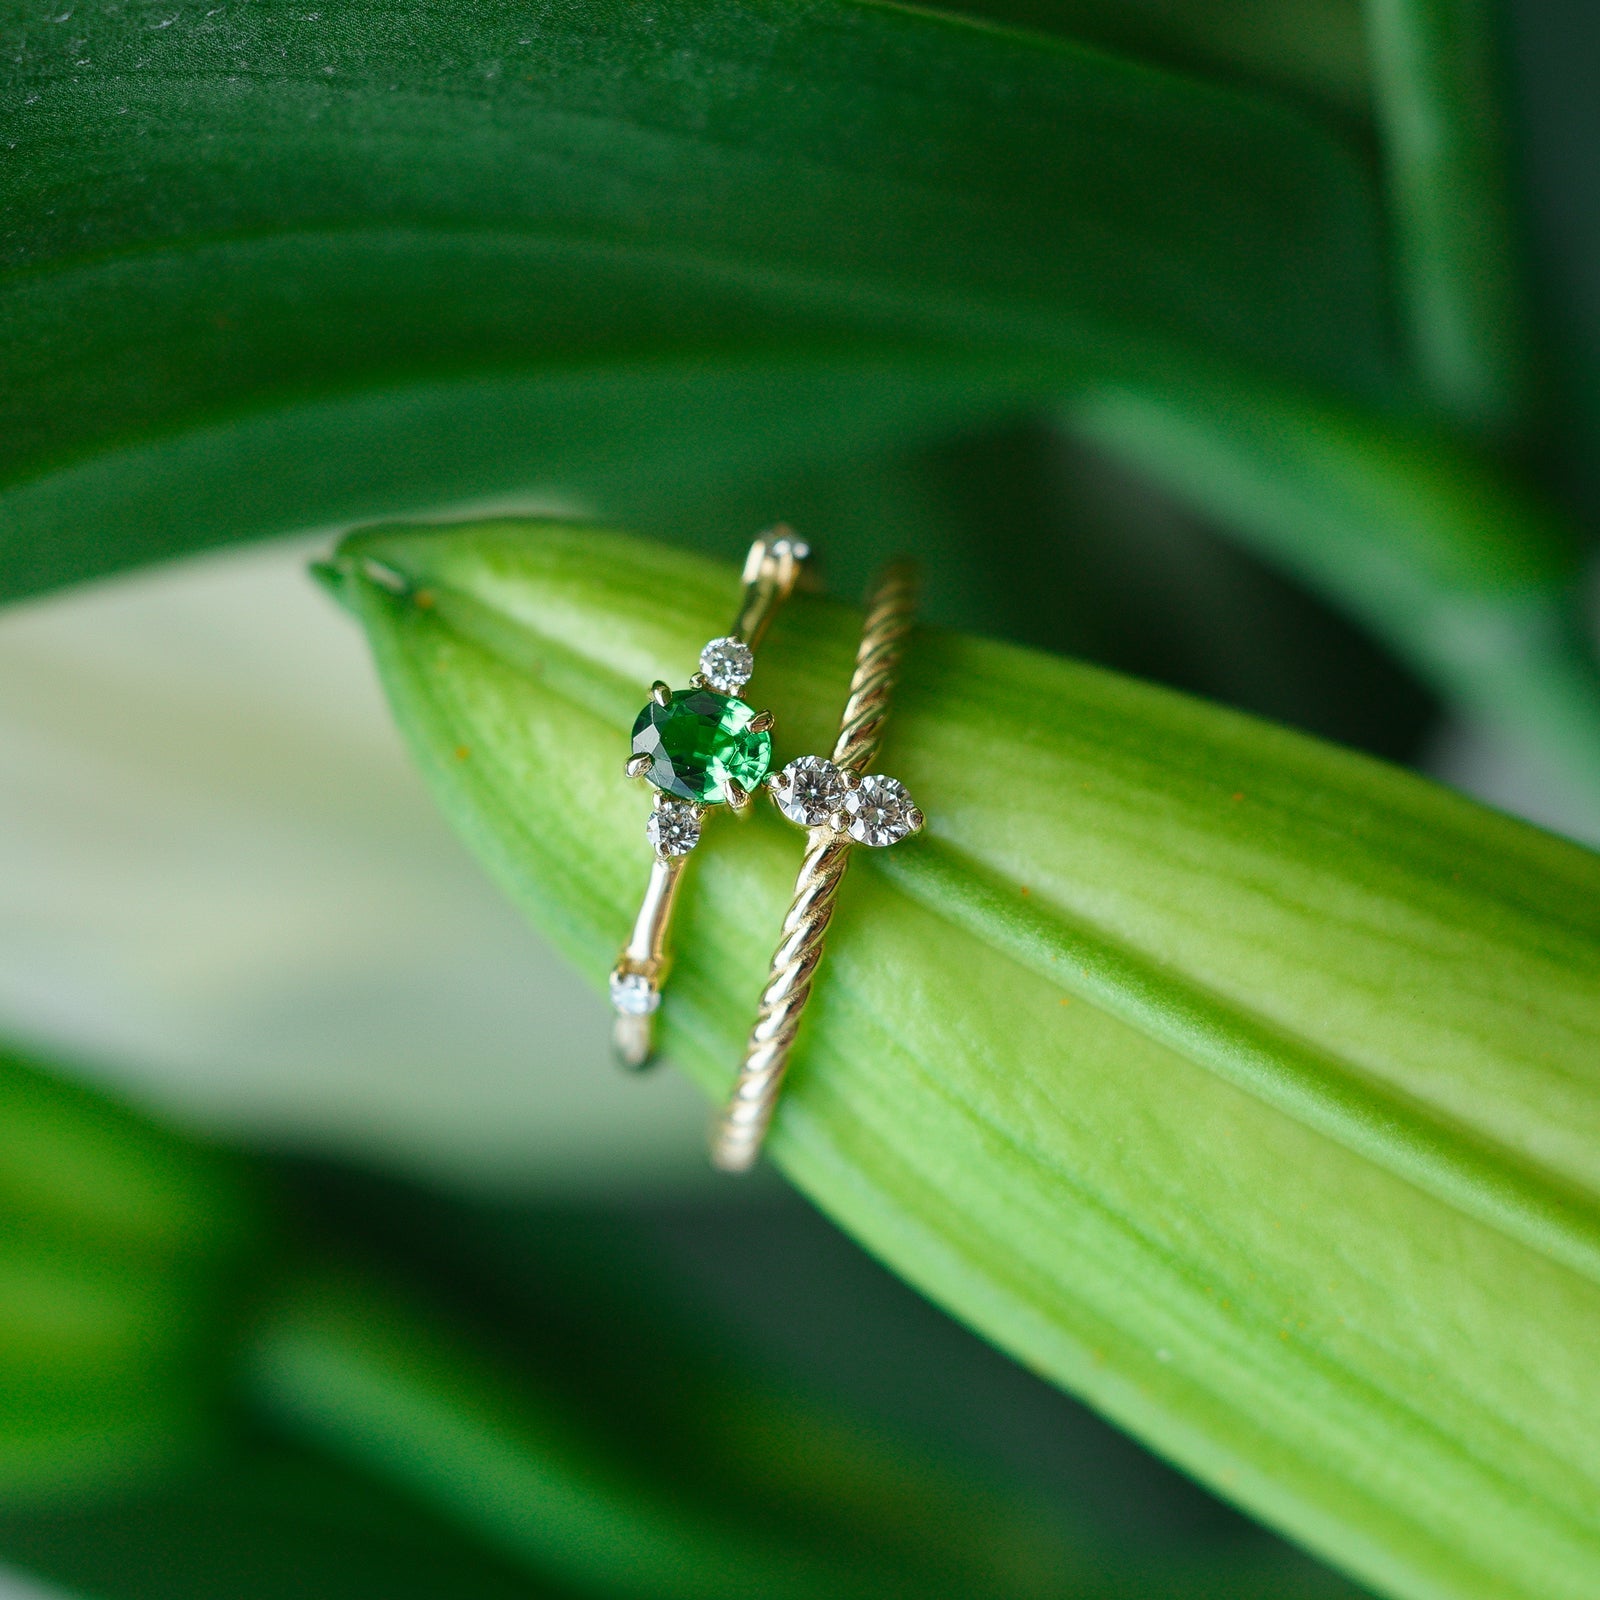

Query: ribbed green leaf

[327,519,1600,1600]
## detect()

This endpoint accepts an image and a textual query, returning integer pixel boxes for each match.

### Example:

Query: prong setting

[625,752,654,780]
[749,708,775,734]
[650,680,672,707]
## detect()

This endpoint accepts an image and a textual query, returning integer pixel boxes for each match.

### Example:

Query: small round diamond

[609,971,660,1016]
[646,801,701,857]
[770,755,847,827]
[843,774,919,847]
[699,636,754,693]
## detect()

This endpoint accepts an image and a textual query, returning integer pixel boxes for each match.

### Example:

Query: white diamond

[770,755,846,826]
[646,800,701,857]
[609,971,660,1016]
[699,635,754,693]
[843,774,918,847]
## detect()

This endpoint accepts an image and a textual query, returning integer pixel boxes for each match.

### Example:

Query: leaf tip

[307,556,352,610]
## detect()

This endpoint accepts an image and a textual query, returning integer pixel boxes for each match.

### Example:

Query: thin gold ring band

[710,561,921,1172]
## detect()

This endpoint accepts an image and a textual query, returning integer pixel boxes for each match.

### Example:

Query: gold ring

[710,561,922,1172]
[609,530,810,1070]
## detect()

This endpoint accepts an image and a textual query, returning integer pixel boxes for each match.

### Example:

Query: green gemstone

[630,689,772,804]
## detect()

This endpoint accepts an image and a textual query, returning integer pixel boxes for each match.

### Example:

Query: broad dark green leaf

[10,0,1599,801]
[0,0,1394,603]
[328,519,1600,1600]
[917,0,1373,121]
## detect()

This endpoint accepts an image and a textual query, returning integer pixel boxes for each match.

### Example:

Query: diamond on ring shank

[770,755,846,827]
[609,971,660,1016]
[646,800,701,857]
[843,774,918,847]
[698,636,754,694]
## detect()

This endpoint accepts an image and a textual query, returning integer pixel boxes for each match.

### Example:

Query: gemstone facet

[698,636,754,694]
[609,971,660,1016]
[770,755,847,827]
[630,688,772,804]
[843,774,919,847]
[646,800,702,857]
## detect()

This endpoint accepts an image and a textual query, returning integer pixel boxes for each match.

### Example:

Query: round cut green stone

[630,688,772,804]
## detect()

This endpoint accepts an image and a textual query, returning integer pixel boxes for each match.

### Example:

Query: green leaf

[0,1434,573,1600]
[1364,0,1533,432]
[0,0,1393,603]
[1068,375,1600,807]
[248,1266,1058,1600]
[246,1258,1362,1600]
[0,1046,261,1498]
[0,1047,256,1261]
[13,0,1596,807]
[0,1387,216,1505]
[0,1038,1345,1595]
[911,0,1373,122]
[329,519,1600,1600]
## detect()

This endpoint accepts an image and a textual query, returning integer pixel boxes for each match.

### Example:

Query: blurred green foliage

[0,1049,260,1502]
[0,1043,1369,1598]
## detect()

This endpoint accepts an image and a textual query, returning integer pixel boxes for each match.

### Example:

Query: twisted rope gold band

[709,562,917,1173]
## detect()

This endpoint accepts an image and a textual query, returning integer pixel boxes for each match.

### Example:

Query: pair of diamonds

[767,755,922,847]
